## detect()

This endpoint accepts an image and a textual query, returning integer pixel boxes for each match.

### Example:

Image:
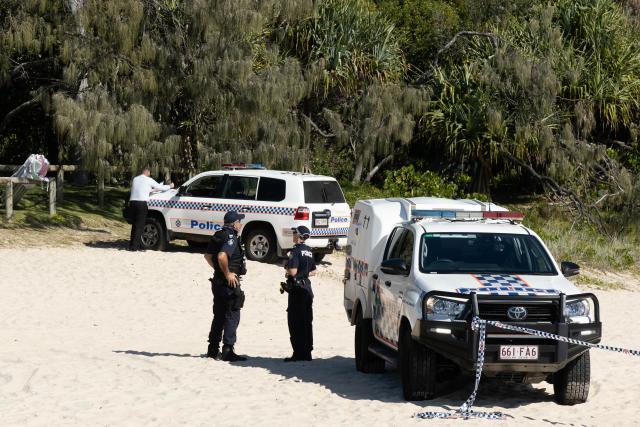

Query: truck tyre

[244,227,277,263]
[355,310,385,373]
[400,326,436,401]
[141,217,167,251]
[553,350,590,405]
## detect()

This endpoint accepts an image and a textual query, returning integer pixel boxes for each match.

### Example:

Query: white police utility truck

[141,164,350,262]
[344,197,601,404]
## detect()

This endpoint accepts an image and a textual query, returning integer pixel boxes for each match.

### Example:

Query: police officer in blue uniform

[283,225,317,362]
[204,211,247,362]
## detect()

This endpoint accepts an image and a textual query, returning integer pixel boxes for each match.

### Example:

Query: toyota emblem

[506,306,528,321]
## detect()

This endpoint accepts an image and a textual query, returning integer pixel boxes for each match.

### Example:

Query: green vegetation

[1,0,639,272]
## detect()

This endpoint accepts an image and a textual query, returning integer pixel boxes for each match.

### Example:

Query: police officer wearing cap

[204,211,248,362]
[283,225,317,362]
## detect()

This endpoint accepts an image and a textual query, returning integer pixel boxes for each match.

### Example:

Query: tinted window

[384,227,406,260]
[257,177,286,202]
[223,176,258,200]
[398,231,414,268]
[186,175,224,198]
[303,180,346,204]
[420,233,557,275]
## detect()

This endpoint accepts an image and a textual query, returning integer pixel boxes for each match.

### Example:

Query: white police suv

[344,197,601,404]
[140,165,351,262]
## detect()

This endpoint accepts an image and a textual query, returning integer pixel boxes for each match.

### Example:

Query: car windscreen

[303,180,346,204]
[420,233,557,275]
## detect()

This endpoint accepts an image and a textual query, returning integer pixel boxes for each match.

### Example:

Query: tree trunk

[471,159,491,195]
[352,155,364,185]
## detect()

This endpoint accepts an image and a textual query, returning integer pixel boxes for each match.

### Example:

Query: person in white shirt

[128,167,174,251]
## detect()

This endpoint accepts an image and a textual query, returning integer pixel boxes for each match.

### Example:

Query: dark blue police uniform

[207,224,245,357]
[286,241,316,360]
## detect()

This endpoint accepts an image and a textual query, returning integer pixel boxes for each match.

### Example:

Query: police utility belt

[210,266,246,311]
[280,276,310,294]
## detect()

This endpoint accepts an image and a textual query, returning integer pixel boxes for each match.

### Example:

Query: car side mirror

[380,258,409,275]
[177,186,189,196]
[561,261,580,278]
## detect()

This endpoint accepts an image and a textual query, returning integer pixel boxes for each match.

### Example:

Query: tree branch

[364,153,393,183]
[503,151,607,235]
[303,114,335,138]
[11,58,56,80]
[415,31,500,85]
[0,95,42,134]
[605,139,633,151]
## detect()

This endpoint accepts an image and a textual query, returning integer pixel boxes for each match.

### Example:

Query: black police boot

[284,353,304,362]
[206,345,220,360]
[221,345,247,362]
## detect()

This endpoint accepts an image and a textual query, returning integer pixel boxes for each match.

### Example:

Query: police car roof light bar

[411,210,524,221]
[221,163,266,170]
[482,211,524,220]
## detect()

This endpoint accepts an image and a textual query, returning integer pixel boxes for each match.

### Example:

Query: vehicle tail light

[294,206,310,220]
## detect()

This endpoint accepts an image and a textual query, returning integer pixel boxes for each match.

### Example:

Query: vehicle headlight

[565,299,591,323]
[424,296,466,321]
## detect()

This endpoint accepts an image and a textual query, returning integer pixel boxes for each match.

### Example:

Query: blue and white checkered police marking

[311,227,349,237]
[457,286,560,297]
[473,274,530,287]
[415,317,640,420]
[148,199,295,216]
[371,279,400,348]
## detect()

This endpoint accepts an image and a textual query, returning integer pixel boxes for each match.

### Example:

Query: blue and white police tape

[415,317,640,420]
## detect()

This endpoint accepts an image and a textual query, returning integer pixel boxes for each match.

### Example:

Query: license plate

[314,218,328,226]
[499,345,538,360]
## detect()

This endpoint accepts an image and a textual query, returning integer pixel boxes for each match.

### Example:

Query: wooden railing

[0,177,57,220]
[1,164,180,220]
[1,164,77,220]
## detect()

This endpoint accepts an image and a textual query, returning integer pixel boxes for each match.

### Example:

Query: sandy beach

[1,244,640,426]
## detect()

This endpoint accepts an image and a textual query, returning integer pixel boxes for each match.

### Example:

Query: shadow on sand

[113,349,204,358]
[112,350,567,422]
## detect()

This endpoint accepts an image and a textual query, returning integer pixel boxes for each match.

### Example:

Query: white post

[98,177,104,208]
[56,168,64,202]
[5,181,13,221]
[49,180,57,217]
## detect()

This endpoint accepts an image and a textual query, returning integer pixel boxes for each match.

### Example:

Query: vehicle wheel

[313,252,326,263]
[141,217,167,251]
[354,309,385,373]
[553,350,590,405]
[244,227,277,262]
[400,325,436,401]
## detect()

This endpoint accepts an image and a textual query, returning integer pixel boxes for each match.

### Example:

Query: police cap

[224,210,245,224]
[291,225,311,238]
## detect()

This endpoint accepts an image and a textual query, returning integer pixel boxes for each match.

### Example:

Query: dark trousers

[129,201,148,250]
[287,289,313,357]
[208,278,241,350]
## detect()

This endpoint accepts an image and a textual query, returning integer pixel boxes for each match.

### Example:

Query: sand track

[1,247,639,426]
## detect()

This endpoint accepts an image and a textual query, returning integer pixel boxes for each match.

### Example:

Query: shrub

[383,165,458,198]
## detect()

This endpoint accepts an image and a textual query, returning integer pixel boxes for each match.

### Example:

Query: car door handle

[239,207,251,213]
[385,281,391,287]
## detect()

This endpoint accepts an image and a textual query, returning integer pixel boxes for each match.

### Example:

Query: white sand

[1,246,639,426]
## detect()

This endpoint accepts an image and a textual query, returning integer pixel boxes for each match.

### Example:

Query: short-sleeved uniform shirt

[207,226,243,280]
[286,243,316,297]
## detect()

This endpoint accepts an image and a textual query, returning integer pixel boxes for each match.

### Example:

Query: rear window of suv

[303,180,346,204]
